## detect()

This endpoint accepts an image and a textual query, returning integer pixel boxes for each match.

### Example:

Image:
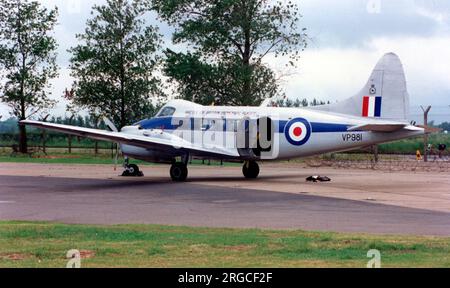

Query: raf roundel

[284,118,311,146]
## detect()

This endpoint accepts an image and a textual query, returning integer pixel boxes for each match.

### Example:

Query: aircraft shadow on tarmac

[58,173,312,189]
[2,174,450,235]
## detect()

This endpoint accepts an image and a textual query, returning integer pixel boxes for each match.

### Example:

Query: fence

[0,131,116,158]
[1,131,449,172]
[305,153,450,172]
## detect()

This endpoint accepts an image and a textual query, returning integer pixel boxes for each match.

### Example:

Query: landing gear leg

[122,157,144,177]
[242,161,260,179]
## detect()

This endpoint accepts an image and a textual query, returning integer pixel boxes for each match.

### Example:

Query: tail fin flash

[313,53,410,121]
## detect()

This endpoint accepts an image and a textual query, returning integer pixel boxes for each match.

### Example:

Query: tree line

[0,115,107,134]
[0,115,112,150]
[0,0,308,153]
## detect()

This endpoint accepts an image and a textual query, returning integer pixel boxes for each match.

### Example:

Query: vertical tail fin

[313,53,410,122]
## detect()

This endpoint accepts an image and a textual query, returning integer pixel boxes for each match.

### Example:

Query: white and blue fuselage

[120,100,423,163]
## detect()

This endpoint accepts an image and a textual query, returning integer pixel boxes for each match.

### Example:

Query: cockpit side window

[157,106,176,117]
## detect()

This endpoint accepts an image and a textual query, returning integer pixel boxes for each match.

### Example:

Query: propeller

[102,117,121,171]
[113,143,120,171]
[103,117,118,132]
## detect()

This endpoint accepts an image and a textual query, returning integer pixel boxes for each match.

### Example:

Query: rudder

[312,53,410,122]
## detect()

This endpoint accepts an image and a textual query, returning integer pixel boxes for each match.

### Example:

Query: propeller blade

[103,117,118,132]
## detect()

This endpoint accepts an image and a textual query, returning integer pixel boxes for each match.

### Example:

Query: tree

[164,50,280,105]
[301,98,309,107]
[310,98,326,106]
[270,97,329,108]
[438,122,450,132]
[0,0,58,153]
[152,0,307,106]
[69,0,164,129]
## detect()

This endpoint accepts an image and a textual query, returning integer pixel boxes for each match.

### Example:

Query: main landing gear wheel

[170,163,188,182]
[242,161,260,179]
[122,164,143,177]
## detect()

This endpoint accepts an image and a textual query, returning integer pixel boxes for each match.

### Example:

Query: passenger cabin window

[157,107,176,117]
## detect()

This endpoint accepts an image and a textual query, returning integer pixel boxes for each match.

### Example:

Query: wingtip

[19,119,39,125]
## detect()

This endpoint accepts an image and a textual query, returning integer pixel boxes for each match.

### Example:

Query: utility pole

[421,105,431,162]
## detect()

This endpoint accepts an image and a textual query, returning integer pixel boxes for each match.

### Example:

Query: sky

[1,0,449,122]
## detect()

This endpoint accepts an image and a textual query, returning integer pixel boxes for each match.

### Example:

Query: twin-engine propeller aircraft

[22,53,426,181]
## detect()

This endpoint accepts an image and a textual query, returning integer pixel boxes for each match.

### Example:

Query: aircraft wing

[20,120,240,158]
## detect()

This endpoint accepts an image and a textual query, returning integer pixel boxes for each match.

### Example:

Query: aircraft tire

[128,164,139,176]
[170,163,188,182]
[122,164,143,177]
[242,161,260,179]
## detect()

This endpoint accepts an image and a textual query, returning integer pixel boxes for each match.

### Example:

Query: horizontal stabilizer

[415,125,442,134]
[348,124,407,132]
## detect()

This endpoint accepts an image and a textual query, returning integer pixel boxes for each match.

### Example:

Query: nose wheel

[170,163,188,182]
[242,161,260,179]
[122,163,143,177]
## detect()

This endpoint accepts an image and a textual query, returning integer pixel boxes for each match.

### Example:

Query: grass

[0,152,141,165]
[0,221,450,268]
[379,134,450,154]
